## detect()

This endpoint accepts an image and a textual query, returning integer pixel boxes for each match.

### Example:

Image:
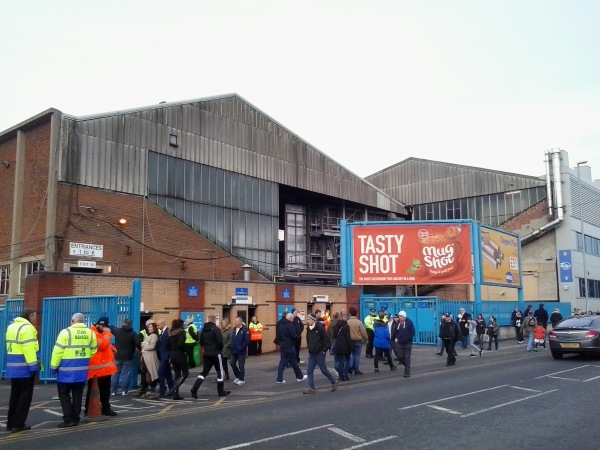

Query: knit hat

[96,316,109,326]
[307,313,317,321]
[399,311,407,318]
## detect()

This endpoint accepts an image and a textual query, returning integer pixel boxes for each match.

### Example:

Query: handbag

[473,336,480,346]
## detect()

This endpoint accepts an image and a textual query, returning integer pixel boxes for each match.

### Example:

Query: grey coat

[141,333,160,381]
[221,326,233,359]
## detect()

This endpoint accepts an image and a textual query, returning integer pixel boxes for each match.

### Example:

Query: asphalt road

[2,343,600,449]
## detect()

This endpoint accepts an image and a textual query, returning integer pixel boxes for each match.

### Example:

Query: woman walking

[138,322,160,397]
[169,319,189,400]
[468,318,482,357]
[486,316,499,351]
[332,318,352,381]
[475,313,486,352]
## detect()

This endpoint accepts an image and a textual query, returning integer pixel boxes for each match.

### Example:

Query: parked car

[548,315,600,359]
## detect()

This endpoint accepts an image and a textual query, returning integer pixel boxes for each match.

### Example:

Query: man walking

[521,310,538,352]
[291,309,304,363]
[457,308,471,349]
[190,314,230,398]
[86,317,118,417]
[347,307,368,375]
[394,311,415,378]
[5,308,39,433]
[51,313,97,428]
[230,317,250,385]
[111,318,140,396]
[276,313,307,383]
[156,319,174,398]
[303,313,337,394]
[439,313,460,367]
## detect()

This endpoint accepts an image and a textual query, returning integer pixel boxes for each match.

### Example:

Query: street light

[577,161,589,313]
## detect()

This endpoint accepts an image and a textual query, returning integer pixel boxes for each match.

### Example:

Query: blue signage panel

[236,287,249,295]
[180,311,204,331]
[187,286,199,297]
[558,250,573,283]
[282,289,291,299]
[278,305,293,319]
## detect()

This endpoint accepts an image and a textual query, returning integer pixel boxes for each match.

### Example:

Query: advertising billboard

[480,227,521,287]
[351,223,473,285]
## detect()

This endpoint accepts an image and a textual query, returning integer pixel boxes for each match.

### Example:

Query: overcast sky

[1,0,598,180]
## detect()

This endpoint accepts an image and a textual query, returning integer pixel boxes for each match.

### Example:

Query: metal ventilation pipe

[552,150,564,221]
[545,150,553,216]
[242,264,252,282]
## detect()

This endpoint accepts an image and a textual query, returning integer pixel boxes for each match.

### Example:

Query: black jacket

[332,320,352,355]
[274,317,287,345]
[278,320,299,350]
[534,307,549,327]
[306,322,330,354]
[439,320,460,341]
[169,328,187,365]
[199,322,223,356]
[113,325,140,361]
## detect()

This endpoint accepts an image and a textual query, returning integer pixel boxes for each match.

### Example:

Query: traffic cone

[87,376,105,421]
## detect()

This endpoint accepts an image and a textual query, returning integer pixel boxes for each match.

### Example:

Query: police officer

[51,312,98,428]
[5,308,39,433]
[184,318,198,368]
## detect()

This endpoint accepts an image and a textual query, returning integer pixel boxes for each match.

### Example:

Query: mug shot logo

[560,261,572,271]
[505,272,513,283]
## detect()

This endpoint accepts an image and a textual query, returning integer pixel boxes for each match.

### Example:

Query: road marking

[111,404,156,410]
[43,408,64,417]
[30,401,52,410]
[427,405,462,415]
[327,427,366,442]
[535,365,589,379]
[158,404,177,414]
[340,435,397,449]
[399,385,508,410]
[547,376,580,381]
[214,397,227,407]
[32,421,55,429]
[508,386,541,392]
[583,375,600,383]
[215,424,335,449]
[460,389,558,417]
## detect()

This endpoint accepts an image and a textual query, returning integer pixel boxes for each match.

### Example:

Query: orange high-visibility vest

[323,314,330,331]
[249,322,263,341]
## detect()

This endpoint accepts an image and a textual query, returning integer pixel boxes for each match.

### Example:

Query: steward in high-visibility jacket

[248,317,264,355]
[6,314,40,378]
[86,317,118,416]
[5,308,39,432]
[51,319,97,383]
[184,319,198,368]
[364,309,377,358]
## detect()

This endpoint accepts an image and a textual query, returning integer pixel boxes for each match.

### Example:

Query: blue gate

[39,279,141,382]
[360,296,438,345]
[0,299,25,378]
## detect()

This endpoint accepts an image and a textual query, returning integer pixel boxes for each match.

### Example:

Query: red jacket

[533,325,546,340]
[88,325,117,378]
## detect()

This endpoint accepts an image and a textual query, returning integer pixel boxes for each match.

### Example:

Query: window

[19,260,44,294]
[575,232,583,252]
[169,134,179,147]
[0,264,9,295]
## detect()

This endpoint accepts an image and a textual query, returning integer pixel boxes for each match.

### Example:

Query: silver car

[548,315,600,359]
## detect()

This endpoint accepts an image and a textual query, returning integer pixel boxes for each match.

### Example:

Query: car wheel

[551,351,563,360]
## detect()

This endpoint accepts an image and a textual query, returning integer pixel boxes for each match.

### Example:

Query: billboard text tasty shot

[351,223,473,285]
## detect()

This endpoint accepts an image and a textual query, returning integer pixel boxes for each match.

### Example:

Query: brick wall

[54,183,266,281]
[502,200,548,234]
[0,136,16,261]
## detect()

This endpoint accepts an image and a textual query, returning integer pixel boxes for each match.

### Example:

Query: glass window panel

[287,213,296,226]
[175,199,185,220]
[200,203,209,236]
[193,163,202,203]
[166,158,176,197]
[215,169,224,207]
[184,161,194,201]
[252,178,260,213]
[201,165,210,203]
[460,199,467,219]
[245,177,253,212]
[230,173,238,209]
[157,195,166,209]
[175,158,185,199]
[585,235,592,254]
[156,153,168,196]
[224,171,232,208]
[238,177,246,210]
[238,212,246,247]
[440,201,448,220]
[209,167,218,206]
[165,196,176,215]
[193,202,202,232]
[148,152,158,195]
[222,208,232,250]
[287,235,296,251]
[482,195,490,225]
[216,206,225,244]
[433,202,440,220]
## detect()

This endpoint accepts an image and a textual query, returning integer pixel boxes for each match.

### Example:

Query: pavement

[0,338,531,433]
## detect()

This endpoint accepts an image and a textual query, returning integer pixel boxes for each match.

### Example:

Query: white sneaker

[276,380,286,384]
[299,360,305,364]
[111,391,117,396]
[332,369,339,379]
[122,391,128,396]
[297,375,308,382]
[233,378,240,384]
[235,380,245,385]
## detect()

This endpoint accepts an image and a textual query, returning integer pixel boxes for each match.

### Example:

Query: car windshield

[556,317,595,329]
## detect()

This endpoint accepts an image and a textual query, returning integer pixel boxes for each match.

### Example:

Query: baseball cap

[399,311,407,318]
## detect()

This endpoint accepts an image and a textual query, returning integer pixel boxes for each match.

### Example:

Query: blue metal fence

[39,279,141,382]
[0,299,25,378]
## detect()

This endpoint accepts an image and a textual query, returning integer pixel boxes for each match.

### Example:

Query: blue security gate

[360,296,438,345]
[39,279,141,382]
[0,299,25,378]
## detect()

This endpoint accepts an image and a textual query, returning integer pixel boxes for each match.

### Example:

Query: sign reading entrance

[69,242,103,258]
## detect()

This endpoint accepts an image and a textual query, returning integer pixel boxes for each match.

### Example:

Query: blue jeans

[111,359,133,393]
[334,353,350,379]
[527,332,535,351]
[277,347,303,382]
[230,353,246,381]
[307,351,335,389]
[461,334,470,349]
[349,342,363,372]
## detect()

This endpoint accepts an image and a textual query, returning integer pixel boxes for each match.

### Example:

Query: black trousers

[85,375,112,413]
[373,348,394,368]
[366,329,375,356]
[443,340,456,365]
[58,381,85,425]
[192,354,226,395]
[7,376,35,429]
[294,338,302,362]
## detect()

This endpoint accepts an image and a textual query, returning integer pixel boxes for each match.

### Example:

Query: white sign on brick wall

[69,242,103,258]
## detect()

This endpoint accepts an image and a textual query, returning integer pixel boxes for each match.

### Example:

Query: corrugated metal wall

[61,95,404,212]
[366,158,546,205]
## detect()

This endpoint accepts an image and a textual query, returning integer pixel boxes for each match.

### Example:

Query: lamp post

[577,161,588,313]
